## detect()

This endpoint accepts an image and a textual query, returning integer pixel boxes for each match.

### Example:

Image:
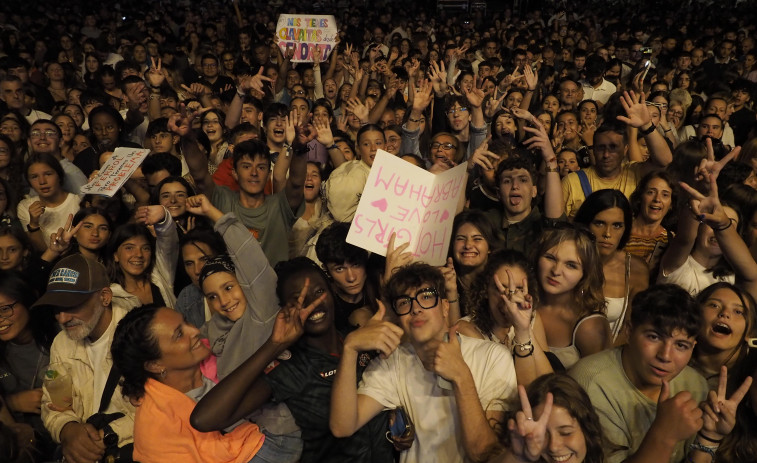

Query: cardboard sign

[347,150,467,266]
[80,147,150,197]
[276,14,337,63]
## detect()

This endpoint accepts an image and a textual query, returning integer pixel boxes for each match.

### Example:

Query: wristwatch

[102,424,119,448]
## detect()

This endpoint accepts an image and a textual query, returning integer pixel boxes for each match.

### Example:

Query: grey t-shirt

[211,187,303,267]
[569,347,709,463]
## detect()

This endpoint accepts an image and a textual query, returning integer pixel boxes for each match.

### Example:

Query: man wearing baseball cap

[35,254,135,463]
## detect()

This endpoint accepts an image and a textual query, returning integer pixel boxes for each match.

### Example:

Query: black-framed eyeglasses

[392,288,439,315]
[0,301,17,319]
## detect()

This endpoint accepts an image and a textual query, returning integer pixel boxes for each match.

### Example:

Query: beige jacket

[41,303,136,447]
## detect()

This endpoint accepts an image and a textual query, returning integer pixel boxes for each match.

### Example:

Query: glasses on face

[446,107,468,115]
[30,129,58,139]
[0,301,17,319]
[669,110,684,117]
[202,62,218,68]
[392,287,439,315]
[430,141,457,151]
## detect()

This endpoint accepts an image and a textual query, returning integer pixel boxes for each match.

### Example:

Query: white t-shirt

[17,193,81,240]
[657,254,735,296]
[358,335,517,463]
[84,312,119,415]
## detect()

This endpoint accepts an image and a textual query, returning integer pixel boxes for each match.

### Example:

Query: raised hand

[271,278,326,346]
[285,114,296,145]
[428,60,449,95]
[694,137,740,184]
[467,137,500,171]
[344,301,404,357]
[508,385,553,462]
[463,86,486,109]
[522,119,557,162]
[484,92,506,119]
[185,194,220,218]
[616,91,651,129]
[135,205,167,226]
[384,232,413,283]
[699,366,753,442]
[146,57,166,89]
[493,268,534,334]
[439,257,459,300]
[48,214,83,254]
[523,64,538,91]
[679,174,731,230]
[345,98,369,123]
[336,112,349,132]
[314,118,334,147]
[239,67,273,94]
[412,79,434,112]
[180,82,210,99]
[432,325,469,383]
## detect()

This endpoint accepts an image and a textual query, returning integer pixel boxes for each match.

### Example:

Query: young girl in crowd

[17,153,81,252]
[533,226,611,370]
[449,210,500,311]
[691,282,756,389]
[458,250,553,385]
[626,171,676,274]
[105,206,178,309]
[573,190,649,344]
[491,373,607,463]
[186,193,303,461]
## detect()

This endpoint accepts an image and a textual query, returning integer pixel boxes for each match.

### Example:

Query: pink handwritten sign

[80,147,150,197]
[346,150,467,266]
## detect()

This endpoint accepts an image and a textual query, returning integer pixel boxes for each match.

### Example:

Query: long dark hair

[105,223,156,286]
[695,282,757,378]
[111,304,162,400]
[574,189,633,249]
[630,171,678,231]
[66,207,114,260]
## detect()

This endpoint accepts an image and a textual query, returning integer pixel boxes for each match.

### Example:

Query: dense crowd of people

[1,0,757,462]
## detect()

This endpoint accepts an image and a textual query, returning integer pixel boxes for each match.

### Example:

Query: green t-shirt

[211,186,303,267]
[569,347,709,463]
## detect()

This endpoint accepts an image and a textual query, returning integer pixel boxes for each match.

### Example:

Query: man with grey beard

[33,254,135,463]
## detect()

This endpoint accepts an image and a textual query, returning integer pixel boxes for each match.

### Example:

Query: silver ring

[509,290,517,295]
[526,417,533,421]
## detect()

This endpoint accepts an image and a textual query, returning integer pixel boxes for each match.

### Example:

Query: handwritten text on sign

[276,14,337,63]
[80,147,150,197]
[347,150,467,266]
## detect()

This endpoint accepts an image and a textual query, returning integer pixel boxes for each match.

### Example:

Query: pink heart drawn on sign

[440,210,450,222]
[371,198,388,212]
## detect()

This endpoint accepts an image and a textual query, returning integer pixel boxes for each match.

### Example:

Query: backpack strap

[576,170,593,200]
[98,365,122,413]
